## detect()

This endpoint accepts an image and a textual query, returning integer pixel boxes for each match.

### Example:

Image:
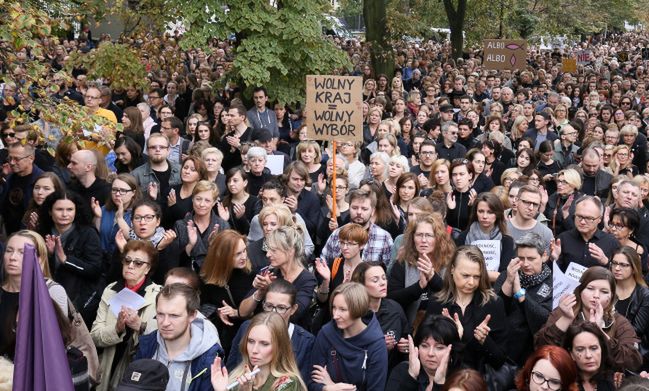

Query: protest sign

[472,240,501,272]
[305,75,363,142]
[562,58,577,73]
[552,261,586,309]
[483,40,527,70]
[576,50,592,65]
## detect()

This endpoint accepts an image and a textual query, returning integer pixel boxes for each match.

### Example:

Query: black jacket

[544,191,582,236]
[494,269,553,365]
[616,284,649,349]
[49,225,104,326]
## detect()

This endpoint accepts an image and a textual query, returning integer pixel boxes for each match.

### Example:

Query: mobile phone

[258,266,274,275]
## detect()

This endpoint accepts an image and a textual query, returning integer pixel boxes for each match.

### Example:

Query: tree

[363,0,394,77]
[443,0,468,60]
[177,0,351,105]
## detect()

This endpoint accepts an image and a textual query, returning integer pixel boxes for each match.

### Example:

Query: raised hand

[442,308,464,339]
[115,230,128,253]
[217,300,237,326]
[550,238,561,261]
[157,230,177,250]
[407,335,421,379]
[446,192,456,210]
[506,257,522,283]
[167,188,177,207]
[147,182,159,200]
[473,314,491,344]
[433,344,453,385]
[468,189,478,206]
[314,258,331,282]
[27,211,39,230]
[210,357,229,391]
[558,294,577,321]
[90,197,102,218]
[232,203,246,219]
[216,202,230,221]
[187,220,198,247]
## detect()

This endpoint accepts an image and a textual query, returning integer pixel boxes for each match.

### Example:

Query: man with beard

[580,147,612,199]
[320,189,393,265]
[131,133,181,205]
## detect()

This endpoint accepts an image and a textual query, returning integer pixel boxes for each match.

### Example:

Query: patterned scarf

[519,263,551,289]
[129,227,166,247]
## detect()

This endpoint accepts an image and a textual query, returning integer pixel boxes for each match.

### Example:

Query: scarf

[129,226,166,247]
[519,263,551,289]
[465,221,502,244]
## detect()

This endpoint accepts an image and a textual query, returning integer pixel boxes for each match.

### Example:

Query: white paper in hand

[108,287,146,317]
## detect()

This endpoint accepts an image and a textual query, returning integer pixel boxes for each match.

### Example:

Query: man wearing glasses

[131,133,181,205]
[435,122,466,161]
[84,86,117,124]
[146,88,165,123]
[551,195,619,271]
[506,185,554,255]
[0,142,42,234]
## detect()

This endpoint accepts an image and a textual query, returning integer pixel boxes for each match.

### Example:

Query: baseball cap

[439,103,454,113]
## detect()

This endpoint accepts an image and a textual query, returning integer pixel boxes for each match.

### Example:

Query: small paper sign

[108,288,146,317]
[473,240,501,272]
[552,261,585,309]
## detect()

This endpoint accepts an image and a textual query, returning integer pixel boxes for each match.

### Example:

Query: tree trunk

[443,0,467,60]
[363,0,394,77]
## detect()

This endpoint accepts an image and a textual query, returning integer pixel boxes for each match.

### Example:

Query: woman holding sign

[91,240,161,391]
[454,192,515,282]
[534,266,642,372]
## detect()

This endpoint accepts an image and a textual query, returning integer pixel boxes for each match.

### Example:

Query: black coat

[49,225,104,327]
[544,191,581,236]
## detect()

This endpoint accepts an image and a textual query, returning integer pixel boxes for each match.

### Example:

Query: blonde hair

[558,168,582,190]
[330,282,369,319]
[435,246,496,306]
[266,226,305,266]
[5,230,51,279]
[231,312,306,389]
[258,204,295,230]
[191,180,219,200]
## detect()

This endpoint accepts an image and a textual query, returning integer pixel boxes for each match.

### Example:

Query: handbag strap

[223,284,236,306]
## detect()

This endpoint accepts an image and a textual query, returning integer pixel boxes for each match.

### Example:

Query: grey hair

[515,233,545,256]
[247,146,267,160]
[370,151,390,178]
[137,102,151,116]
[575,194,604,216]
[441,121,459,134]
[266,225,305,266]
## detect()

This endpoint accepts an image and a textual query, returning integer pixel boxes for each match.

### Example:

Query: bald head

[74,150,97,166]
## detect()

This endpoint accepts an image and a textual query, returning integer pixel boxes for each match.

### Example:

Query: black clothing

[435,142,467,162]
[556,228,620,271]
[454,231,515,273]
[69,177,111,208]
[472,173,495,194]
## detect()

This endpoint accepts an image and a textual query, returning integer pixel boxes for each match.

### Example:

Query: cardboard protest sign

[473,240,501,272]
[483,40,527,70]
[305,75,363,142]
[562,58,577,73]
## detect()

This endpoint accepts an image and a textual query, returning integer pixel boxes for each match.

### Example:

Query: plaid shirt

[321,223,393,265]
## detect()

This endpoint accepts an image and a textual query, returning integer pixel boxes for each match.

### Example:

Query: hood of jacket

[154,317,219,390]
[320,312,384,378]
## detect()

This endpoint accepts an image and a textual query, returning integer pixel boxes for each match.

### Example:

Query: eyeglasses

[555,179,568,186]
[147,145,169,151]
[608,222,627,230]
[530,371,562,391]
[575,214,599,223]
[133,214,157,223]
[340,241,359,248]
[2,133,15,138]
[148,95,161,100]
[414,232,435,240]
[611,261,631,269]
[111,187,133,195]
[518,199,540,209]
[122,257,150,268]
[262,302,291,314]
[8,155,32,163]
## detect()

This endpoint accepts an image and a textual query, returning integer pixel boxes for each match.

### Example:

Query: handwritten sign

[552,261,586,309]
[562,58,577,73]
[483,40,527,70]
[473,240,501,272]
[576,50,592,65]
[305,75,363,142]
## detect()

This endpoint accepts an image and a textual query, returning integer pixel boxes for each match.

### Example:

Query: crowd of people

[5,28,649,391]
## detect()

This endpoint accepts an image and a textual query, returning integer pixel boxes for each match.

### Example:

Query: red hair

[442,369,487,391]
[515,345,578,391]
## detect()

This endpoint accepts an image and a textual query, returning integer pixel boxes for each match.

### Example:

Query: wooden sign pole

[332,141,337,220]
